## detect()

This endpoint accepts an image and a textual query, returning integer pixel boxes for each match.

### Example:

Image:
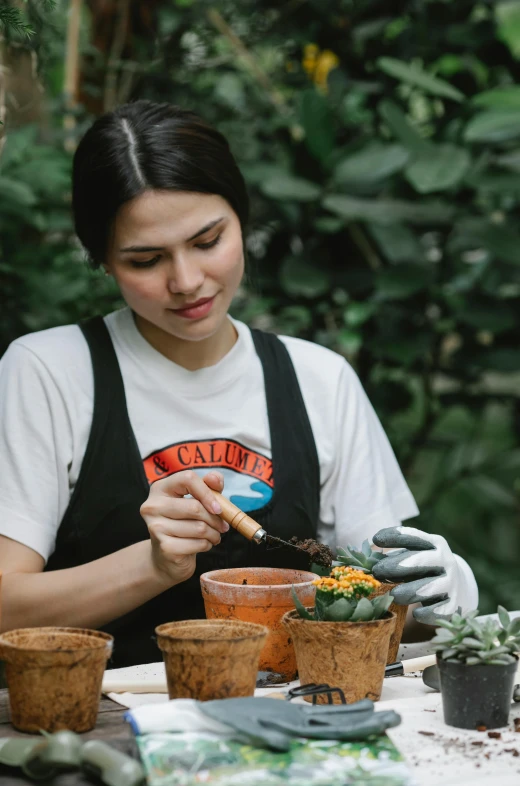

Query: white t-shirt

[0,307,419,563]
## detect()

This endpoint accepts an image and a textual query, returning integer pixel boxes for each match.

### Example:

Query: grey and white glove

[372,526,478,625]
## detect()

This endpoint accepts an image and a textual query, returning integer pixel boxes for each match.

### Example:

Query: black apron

[45,316,320,667]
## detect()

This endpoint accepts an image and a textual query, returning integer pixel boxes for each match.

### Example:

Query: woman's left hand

[371,525,479,625]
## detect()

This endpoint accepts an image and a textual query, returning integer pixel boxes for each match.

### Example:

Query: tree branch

[206,8,288,113]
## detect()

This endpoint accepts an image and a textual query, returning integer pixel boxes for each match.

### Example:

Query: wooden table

[0,689,138,785]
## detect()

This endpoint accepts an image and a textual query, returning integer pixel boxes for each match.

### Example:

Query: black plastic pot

[438,656,517,729]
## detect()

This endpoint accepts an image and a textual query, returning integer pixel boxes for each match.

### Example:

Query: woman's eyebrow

[119,217,225,252]
[186,216,224,242]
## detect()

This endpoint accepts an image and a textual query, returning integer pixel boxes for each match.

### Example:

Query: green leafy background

[1,0,520,613]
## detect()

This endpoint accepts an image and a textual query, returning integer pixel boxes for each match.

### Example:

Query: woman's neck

[133,313,238,371]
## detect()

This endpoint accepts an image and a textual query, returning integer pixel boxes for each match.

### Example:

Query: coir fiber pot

[370,582,408,664]
[155,619,268,701]
[438,656,518,729]
[0,627,113,733]
[200,567,317,680]
[283,609,396,704]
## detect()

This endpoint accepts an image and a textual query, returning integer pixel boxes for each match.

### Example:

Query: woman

[0,101,477,667]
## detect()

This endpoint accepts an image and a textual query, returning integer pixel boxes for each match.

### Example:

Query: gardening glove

[198,697,401,752]
[371,526,478,626]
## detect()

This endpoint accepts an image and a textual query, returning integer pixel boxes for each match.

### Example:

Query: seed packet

[136,730,417,786]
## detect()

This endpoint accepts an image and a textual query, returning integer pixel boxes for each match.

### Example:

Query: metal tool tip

[252,528,267,544]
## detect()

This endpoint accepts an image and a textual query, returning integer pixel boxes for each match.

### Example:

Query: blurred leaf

[492,450,520,472]
[337,328,362,354]
[495,149,520,173]
[473,349,520,372]
[214,73,245,110]
[455,220,520,266]
[455,301,517,333]
[300,89,335,164]
[372,331,432,364]
[464,110,520,142]
[370,379,414,414]
[368,223,423,263]
[313,217,343,233]
[276,305,312,335]
[260,173,321,201]
[344,302,376,327]
[241,163,283,185]
[0,126,39,171]
[405,145,471,193]
[0,177,37,207]
[375,263,434,299]
[463,476,518,509]
[495,1,520,59]
[467,171,520,194]
[335,143,409,185]
[472,86,520,109]
[378,100,429,155]
[279,257,330,298]
[377,57,465,102]
[323,195,455,225]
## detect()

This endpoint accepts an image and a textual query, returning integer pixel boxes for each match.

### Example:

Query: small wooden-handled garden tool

[212,492,267,544]
[386,653,520,697]
[212,491,315,555]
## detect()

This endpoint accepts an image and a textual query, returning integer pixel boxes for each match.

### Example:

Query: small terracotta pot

[200,567,317,680]
[370,582,408,663]
[155,619,268,701]
[282,609,396,704]
[0,627,113,733]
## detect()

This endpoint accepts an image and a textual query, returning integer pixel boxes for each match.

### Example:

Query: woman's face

[105,189,244,347]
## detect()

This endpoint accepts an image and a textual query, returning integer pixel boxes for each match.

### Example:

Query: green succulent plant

[432,607,520,666]
[292,584,393,623]
[336,540,386,575]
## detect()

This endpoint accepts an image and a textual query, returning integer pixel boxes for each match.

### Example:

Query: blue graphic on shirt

[192,467,272,512]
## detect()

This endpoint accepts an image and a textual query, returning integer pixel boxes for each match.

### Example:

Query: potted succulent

[336,540,409,663]
[283,567,395,704]
[431,606,520,729]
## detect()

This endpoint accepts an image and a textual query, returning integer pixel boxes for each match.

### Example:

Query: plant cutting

[336,540,409,663]
[431,607,520,729]
[283,568,396,704]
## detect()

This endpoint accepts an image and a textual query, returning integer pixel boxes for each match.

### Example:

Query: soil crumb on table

[288,537,333,568]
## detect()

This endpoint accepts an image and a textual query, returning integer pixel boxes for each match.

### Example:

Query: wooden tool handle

[213,492,265,542]
[402,654,437,673]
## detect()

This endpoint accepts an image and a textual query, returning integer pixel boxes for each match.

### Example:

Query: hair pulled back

[72,100,249,268]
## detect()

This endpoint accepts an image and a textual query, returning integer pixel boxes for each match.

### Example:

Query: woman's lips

[170,296,215,320]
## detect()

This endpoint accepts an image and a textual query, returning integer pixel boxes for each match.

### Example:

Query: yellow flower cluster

[302,43,339,94]
[313,567,381,599]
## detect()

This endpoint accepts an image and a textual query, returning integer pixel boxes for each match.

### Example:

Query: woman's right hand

[140,470,229,586]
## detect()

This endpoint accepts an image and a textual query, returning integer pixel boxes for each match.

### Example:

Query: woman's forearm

[0,540,175,632]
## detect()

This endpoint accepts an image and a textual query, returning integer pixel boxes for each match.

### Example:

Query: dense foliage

[1,0,519,612]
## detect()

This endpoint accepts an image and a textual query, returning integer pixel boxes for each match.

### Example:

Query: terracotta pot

[282,609,396,704]
[155,619,267,701]
[370,582,408,663]
[0,627,113,732]
[200,567,317,680]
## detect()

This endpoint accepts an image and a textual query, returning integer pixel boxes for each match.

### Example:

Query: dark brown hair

[72,100,249,267]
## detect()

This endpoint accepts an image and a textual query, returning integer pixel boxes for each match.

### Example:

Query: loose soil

[287,537,333,568]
